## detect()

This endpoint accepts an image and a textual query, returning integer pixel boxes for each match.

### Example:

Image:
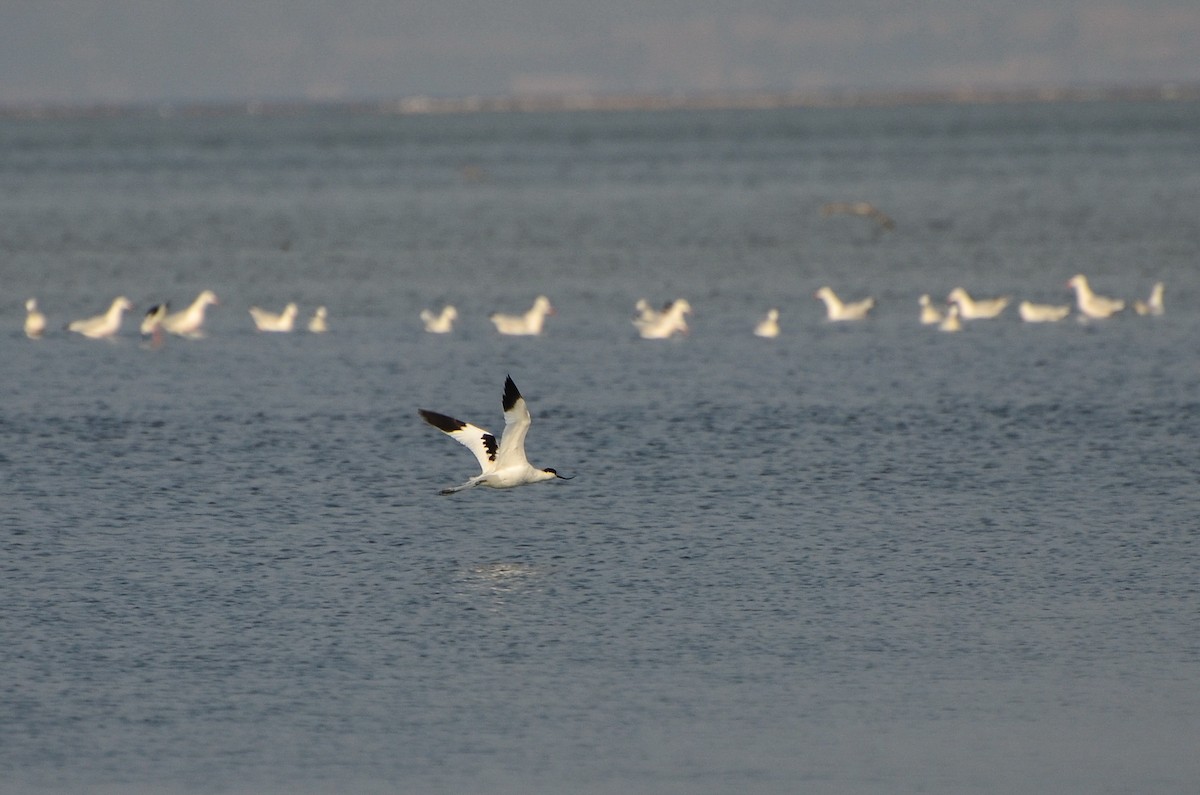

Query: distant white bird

[1018,301,1071,323]
[490,295,555,336]
[137,303,169,349]
[140,302,169,335]
[308,306,328,333]
[814,286,874,321]
[68,297,133,339]
[24,298,46,339]
[1067,274,1125,319]
[918,294,943,325]
[249,302,298,332]
[419,375,572,495]
[938,304,962,333]
[635,298,691,339]
[947,287,1010,319]
[754,308,780,338]
[139,305,172,348]
[420,305,458,333]
[162,290,218,337]
[1133,282,1165,316]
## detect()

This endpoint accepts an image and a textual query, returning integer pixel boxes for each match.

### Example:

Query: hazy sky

[3,1,1198,105]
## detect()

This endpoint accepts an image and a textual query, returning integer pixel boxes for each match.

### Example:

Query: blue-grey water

[2,101,1199,794]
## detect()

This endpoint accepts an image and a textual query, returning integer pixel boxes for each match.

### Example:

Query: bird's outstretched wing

[419,410,499,474]
[496,375,533,468]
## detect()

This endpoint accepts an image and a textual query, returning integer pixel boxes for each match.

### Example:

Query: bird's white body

[162,290,218,337]
[918,294,943,325]
[754,308,780,338]
[947,287,1009,319]
[420,376,570,494]
[1018,301,1071,323]
[1133,282,1165,316]
[1067,274,1124,319]
[635,298,691,339]
[938,304,962,332]
[68,297,133,339]
[24,298,46,339]
[249,303,298,332]
[140,303,169,336]
[490,296,554,335]
[814,287,874,321]
[420,305,458,333]
[308,306,328,333]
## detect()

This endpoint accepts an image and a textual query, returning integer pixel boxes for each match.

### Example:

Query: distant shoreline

[3,83,1197,120]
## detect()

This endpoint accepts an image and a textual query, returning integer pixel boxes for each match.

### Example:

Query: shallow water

[2,100,1199,794]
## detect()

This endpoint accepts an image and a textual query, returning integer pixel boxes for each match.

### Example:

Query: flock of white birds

[21,292,328,341]
[814,274,1163,335]
[19,274,1164,343]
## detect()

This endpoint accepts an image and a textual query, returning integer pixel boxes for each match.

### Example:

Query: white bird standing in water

[939,304,963,333]
[634,298,691,339]
[754,308,780,338]
[24,298,46,339]
[1067,274,1125,319]
[490,296,555,336]
[814,287,874,321]
[249,302,298,332]
[947,287,1009,319]
[420,305,458,333]
[162,290,219,337]
[1133,282,1165,316]
[308,306,328,333]
[68,297,134,339]
[419,375,572,495]
[918,294,943,325]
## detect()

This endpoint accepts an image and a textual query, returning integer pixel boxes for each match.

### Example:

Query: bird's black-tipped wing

[502,375,521,412]
[497,376,533,467]
[419,409,498,473]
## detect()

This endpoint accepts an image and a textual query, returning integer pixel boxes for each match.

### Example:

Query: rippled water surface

[2,101,1199,794]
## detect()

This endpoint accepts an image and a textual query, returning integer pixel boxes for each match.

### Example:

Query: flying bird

[419,375,572,495]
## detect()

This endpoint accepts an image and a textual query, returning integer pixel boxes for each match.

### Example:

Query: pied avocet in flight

[419,375,572,495]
